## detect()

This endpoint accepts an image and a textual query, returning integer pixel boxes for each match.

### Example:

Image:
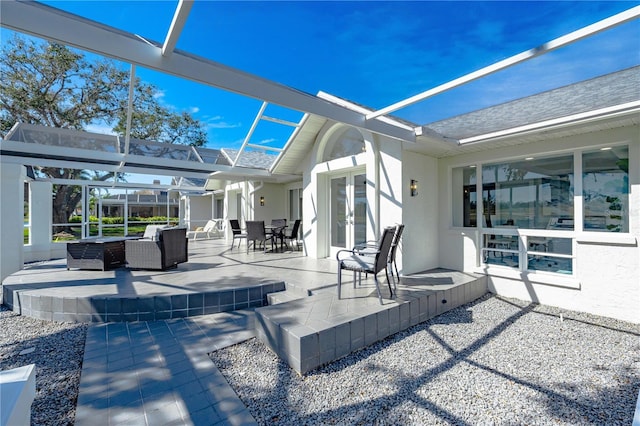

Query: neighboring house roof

[221,148,278,169]
[425,65,640,140]
[101,193,178,204]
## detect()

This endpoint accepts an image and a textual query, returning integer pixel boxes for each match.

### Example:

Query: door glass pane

[330,177,346,248]
[353,174,367,245]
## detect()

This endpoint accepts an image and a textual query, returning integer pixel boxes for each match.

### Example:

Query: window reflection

[323,127,365,162]
[583,146,629,232]
[481,156,574,229]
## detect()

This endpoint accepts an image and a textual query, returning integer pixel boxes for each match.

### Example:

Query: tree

[0,35,207,228]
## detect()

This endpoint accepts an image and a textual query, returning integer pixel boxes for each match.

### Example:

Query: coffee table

[67,237,138,271]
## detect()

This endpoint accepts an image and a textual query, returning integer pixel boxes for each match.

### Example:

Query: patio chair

[283,219,301,250]
[125,227,188,270]
[230,219,247,249]
[269,218,287,249]
[336,226,395,304]
[354,223,404,286]
[246,220,270,253]
[187,219,221,241]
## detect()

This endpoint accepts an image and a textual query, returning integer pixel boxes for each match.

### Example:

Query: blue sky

[5,1,640,155]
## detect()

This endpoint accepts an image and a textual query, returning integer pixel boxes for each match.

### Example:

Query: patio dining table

[265,224,287,251]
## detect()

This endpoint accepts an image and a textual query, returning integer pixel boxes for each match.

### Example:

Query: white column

[25,181,53,262]
[1,164,26,281]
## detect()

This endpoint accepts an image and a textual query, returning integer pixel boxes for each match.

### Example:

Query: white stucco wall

[184,195,213,231]
[303,122,405,260]
[401,150,440,274]
[437,125,640,323]
[252,182,287,224]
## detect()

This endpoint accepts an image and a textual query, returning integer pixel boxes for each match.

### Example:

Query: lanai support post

[1,164,26,282]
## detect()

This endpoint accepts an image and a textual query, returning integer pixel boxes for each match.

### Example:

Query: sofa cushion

[143,225,169,241]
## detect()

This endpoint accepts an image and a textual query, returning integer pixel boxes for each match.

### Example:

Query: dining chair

[246,220,269,253]
[270,218,287,249]
[283,219,301,250]
[336,226,395,304]
[229,219,247,249]
[354,223,404,287]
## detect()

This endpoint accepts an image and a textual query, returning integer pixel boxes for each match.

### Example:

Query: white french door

[329,172,367,257]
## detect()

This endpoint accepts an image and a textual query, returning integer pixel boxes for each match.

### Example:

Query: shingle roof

[221,148,278,169]
[425,66,640,140]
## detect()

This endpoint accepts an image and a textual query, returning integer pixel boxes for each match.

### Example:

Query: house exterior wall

[436,125,640,323]
[401,150,440,274]
[302,122,404,260]
[183,195,213,231]
[252,182,287,224]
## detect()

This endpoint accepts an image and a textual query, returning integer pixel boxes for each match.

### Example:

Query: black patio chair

[386,224,405,286]
[336,226,395,304]
[354,223,404,287]
[246,220,270,253]
[283,219,301,250]
[229,219,247,249]
[269,218,287,249]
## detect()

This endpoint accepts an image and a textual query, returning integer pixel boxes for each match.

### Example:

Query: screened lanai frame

[2,1,639,249]
[1,1,638,174]
[2,122,273,180]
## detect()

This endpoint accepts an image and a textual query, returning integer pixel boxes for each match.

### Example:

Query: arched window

[322,127,365,162]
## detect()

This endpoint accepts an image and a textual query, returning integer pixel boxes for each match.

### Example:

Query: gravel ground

[0,306,87,426]
[210,295,640,426]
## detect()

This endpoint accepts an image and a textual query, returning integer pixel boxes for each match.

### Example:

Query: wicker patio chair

[125,227,188,270]
[246,220,270,253]
[336,226,395,304]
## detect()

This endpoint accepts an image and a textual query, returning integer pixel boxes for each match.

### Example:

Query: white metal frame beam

[162,0,193,57]
[367,5,640,121]
[0,0,416,142]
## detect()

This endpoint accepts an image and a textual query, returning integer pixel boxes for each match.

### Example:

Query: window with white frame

[288,188,303,221]
[322,127,365,162]
[215,198,224,219]
[481,155,574,230]
[453,146,630,276]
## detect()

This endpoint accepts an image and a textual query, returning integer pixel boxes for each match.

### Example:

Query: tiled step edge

[4,281,286,323]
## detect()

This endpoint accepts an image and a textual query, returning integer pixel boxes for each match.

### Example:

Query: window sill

[474,265,581,289]
[575,233,637,246]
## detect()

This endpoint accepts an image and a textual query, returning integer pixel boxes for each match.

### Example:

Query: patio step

[267,282,311,305]
[255,269,488,375]
[267,290,307,305]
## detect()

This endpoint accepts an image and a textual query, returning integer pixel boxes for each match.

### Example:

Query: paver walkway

[75,310,258,425]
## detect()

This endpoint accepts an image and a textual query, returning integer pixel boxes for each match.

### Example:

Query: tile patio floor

[4,238,487,425]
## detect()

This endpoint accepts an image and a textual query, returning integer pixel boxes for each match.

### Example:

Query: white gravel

[210,295,640,425]
[0,306,87,426]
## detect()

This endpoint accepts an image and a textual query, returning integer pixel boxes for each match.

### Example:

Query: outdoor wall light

[259,196,265,206]
[410,179,418,197]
